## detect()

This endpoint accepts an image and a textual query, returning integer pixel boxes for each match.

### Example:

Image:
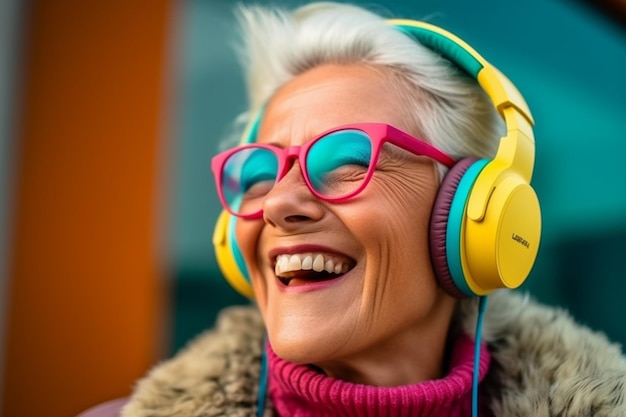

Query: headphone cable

[256,337,269,417]
[472,296,488,417]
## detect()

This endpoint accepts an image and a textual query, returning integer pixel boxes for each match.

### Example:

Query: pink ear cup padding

[429,158,477,298]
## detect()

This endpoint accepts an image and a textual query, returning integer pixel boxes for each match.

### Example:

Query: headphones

[213,19,541,299]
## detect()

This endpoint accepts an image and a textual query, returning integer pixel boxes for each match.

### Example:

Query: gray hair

[230,2,504,177]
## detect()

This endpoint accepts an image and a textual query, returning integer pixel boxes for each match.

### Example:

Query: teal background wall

[169,0,626,352]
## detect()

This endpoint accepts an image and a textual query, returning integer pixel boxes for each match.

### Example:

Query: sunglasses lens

[222,147,278,216]
[306,129,372,199]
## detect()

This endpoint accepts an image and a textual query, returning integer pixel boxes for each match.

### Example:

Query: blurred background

[0,0,624,416]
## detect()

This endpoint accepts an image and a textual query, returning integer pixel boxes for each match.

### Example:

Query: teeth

[287,255,301,271]
[302,255,313,270]
[325,259,334,272]
[275,252,350,276]
[313,254,324,272]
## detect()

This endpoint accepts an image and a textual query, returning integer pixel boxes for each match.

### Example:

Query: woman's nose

[262,162,325,229]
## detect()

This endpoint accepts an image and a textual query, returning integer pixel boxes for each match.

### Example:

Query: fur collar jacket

[121,290,626,416]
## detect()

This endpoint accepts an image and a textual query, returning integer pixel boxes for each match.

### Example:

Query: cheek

[360,164,439,246]
[350,165,441,310]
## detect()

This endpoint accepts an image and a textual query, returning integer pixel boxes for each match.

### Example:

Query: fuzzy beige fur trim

[121,305,271,417]
[123,290,626,416]
[462,291,626,416]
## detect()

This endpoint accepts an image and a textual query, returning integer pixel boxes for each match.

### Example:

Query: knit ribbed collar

[267,335,490,417]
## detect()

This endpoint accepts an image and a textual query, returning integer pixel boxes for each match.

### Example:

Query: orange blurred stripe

[3,1,172,416]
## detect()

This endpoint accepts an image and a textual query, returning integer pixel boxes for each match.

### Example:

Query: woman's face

[236,64,457,385]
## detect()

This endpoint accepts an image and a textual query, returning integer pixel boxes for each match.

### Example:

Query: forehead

[256,64,414,146]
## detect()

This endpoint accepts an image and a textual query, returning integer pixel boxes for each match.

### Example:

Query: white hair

[230,2,505,177]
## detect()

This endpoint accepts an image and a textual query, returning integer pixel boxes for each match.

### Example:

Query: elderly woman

[81,2,626,417]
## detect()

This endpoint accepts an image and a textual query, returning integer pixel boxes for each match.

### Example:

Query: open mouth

[274,252,356,286]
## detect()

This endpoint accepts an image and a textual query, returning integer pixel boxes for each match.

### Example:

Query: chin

[269,329,341,365]
[270,340,316,364]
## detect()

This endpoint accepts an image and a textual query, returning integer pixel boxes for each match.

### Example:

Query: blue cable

[256,339,269,417]
[472,296,488,417]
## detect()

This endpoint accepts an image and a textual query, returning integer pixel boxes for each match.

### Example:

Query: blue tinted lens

[222,147,278,214]
[306,130,372,196]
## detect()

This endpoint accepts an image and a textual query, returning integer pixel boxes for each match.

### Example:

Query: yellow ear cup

[461,85,541,294]
[461,171,541,294]
[212,210,255,298]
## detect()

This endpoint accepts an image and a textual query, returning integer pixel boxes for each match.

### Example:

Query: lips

[273,251,355,286]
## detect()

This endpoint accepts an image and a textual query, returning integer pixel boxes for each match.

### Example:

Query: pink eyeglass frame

[211,122,456,219]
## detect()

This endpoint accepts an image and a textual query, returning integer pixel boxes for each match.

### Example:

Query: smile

[274,252,355,286]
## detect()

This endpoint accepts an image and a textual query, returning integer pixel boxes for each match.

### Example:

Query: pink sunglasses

[212,122,456,219]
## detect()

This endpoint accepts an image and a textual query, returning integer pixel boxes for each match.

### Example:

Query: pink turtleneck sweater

[267,335,491,417]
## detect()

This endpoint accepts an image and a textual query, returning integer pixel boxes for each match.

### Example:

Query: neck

[314,295,456,386]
